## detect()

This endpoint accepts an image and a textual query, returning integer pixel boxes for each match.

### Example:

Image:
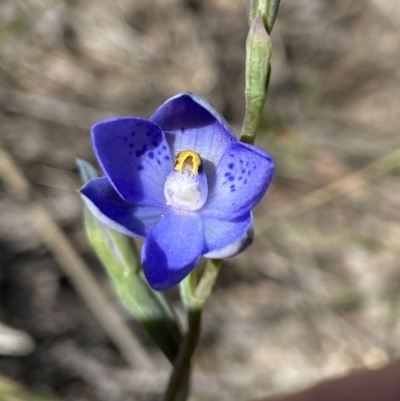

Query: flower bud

[247,0,280,33]
[241,12,272,143]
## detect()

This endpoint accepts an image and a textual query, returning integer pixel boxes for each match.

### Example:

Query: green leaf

[0,375,60,401]
[77,159,182,362]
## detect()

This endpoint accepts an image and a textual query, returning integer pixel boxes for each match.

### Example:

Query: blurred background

[0,0,400,400]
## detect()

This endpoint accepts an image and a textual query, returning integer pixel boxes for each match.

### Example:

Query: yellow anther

[174,150,202,174]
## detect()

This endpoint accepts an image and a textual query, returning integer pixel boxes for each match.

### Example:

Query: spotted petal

[201,142,275,220]
[92,117,173,206]
[202,212,254,258]
[142,209,203,291]
[81,177,166,237]
[150,93,237,175]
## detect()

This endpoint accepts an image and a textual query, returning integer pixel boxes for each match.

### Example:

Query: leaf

[77,159,182,362]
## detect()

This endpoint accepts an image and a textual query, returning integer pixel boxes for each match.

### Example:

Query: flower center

[164,150,208,211]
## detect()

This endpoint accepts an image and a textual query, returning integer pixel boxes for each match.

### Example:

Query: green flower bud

[240,12,272,144]
[247,0,280,33]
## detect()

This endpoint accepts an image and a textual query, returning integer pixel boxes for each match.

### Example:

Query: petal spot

[136,144,147,157]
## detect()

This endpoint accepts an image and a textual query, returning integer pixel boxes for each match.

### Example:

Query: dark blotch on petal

[137,165,144,171]
[228,163,234,169]
[228,176,234,182]
[136,144,148,157]
[149,151,154,159]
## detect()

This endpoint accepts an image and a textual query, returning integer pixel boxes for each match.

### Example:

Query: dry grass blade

[257,147,400,234]
[0,143,153,370]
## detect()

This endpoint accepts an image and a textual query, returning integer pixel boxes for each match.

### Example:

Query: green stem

[163,307,202,401]
[168,259,222,400]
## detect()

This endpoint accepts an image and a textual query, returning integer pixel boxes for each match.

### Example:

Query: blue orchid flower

[80,93,275,291]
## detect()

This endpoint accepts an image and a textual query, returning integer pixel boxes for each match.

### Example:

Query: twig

[0,89,111,129]
[0,143,152,370]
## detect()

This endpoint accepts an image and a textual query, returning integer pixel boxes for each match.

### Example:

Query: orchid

[80,92,275,291]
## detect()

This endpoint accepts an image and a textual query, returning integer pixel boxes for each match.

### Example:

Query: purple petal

[142,209,203,291]
[202,213,254,258]
[149,93,237,176]
[201,142,275,220]
[81,177,165,237]
[92,117,173,206]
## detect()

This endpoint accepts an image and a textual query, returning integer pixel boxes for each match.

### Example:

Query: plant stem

[163,307,202,401]
[165,259,222,400]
